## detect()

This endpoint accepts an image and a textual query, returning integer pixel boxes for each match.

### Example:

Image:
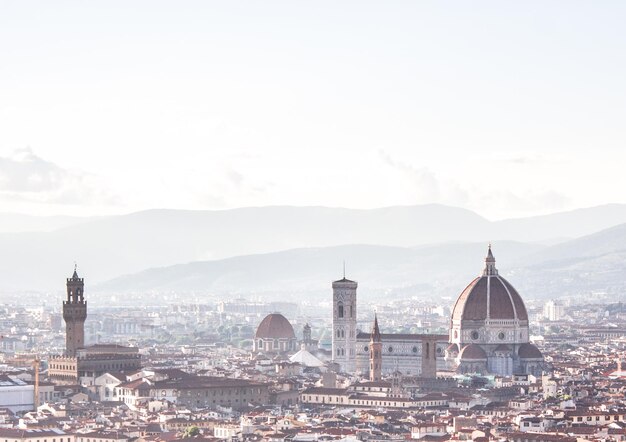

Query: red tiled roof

[255,314,295,339]
[519,343,543,359]
[459,344,487,360]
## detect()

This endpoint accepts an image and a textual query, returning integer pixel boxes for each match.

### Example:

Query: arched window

[426,342,430,359]
[338,303,344,318]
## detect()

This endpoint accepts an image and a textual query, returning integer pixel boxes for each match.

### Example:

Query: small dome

[451,247,528,322]
[459,344,487,360]
[518,343,543,359]
[494,344,512,353]
[255,313,296,340]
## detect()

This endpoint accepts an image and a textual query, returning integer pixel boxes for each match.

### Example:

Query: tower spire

[369,313,382,381]
[483,243,498,276]
[370,313,381,343]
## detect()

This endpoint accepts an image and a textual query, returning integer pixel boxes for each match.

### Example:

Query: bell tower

[62,265,87,357]
[332,272,357,373]
[369,314,382,382]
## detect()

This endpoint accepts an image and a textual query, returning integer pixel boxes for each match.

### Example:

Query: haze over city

[2,2,626,219]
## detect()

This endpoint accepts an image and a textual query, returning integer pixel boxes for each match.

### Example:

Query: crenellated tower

[332,275,358,373]
[369,314,382,382]
[62,266,87,357]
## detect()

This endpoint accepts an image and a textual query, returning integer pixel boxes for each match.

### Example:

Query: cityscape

[2,2,626,442]
[2,244,626,442]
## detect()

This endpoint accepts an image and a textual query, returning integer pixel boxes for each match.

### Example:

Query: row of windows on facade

[50,364,76,371]
[458,330,524,340]
[573,415,622,422]
[51,362,133,371]
[182,388,264,395]
[257,339,291,348]
[361,344,443,356]
[335,348,355,356]
[3,439,71,442]
[303,395,414,407]
[335,329,354,338]
[79,439,121,442]
[191,398,250,405]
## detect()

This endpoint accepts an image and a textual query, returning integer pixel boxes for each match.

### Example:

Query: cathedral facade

[332,246,544,378]
[331,276,447,378]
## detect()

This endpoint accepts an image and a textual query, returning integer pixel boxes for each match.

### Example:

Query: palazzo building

[48,268,142,385]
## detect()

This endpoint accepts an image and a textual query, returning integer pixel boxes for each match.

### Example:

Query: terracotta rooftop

[255,313,296,339]
[452,275,529,321]
[459,344,487,360]
[519,343,543,359]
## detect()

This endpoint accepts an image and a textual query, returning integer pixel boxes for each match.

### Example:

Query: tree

[183,426,200,438]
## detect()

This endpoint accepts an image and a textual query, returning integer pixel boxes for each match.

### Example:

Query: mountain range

[96,223,626,302]
[2,204,626,295]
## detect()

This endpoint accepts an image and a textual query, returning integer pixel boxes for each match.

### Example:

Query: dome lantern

[483,244,498,276]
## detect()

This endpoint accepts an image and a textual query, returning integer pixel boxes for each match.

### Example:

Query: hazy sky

[1,1,625,219]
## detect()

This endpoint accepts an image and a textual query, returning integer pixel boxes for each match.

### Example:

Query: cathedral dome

[451,246,528,322]
[255,313,296,340]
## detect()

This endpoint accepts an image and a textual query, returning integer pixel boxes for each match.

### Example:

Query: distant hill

[519,222,626,264]
[511,223,626,299]
[96,222,626,302]
[95,241,544,302]
[3,203,626,292]
[492,204,626,242]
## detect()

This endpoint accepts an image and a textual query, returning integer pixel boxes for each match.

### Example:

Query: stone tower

[420,336,438,378]
[303,323,312,343]
[369,314,382,382]
[63,266,87,357]
[332,275,357,373]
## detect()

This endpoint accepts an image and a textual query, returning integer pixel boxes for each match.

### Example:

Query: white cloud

[0,148,119,208]
[377,149,572,219]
